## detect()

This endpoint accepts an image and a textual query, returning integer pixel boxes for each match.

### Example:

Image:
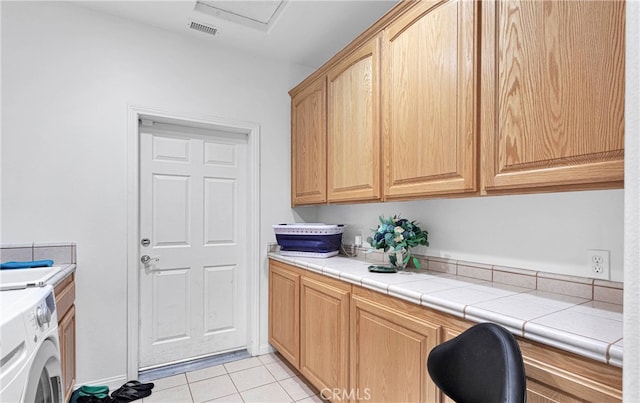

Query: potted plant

[367,215,429,271]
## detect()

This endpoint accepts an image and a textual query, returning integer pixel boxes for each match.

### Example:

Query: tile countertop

[268,253,623,368]
[47,264,76,287]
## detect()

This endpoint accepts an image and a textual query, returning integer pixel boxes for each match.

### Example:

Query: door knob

[141,255,159,265]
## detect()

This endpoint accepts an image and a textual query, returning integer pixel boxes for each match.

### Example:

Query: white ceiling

[72,0,399,68]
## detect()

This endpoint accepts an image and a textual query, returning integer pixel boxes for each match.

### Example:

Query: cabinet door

[300,277,350,395]
[350,295,440,403]
[518,336,622,402]
[526,379,582,403]
[382,0,477,199]
[327,37,381,202]
[291,78,327,206]
[269,263,300,367]
[481,0,625,192]
[54,275,75,402]
[59,305,76,402]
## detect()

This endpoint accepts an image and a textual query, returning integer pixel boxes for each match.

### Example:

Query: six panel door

[139,122,248,368]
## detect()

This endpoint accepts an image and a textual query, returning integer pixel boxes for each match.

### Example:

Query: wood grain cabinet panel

[300,277,350,396]
[350,294,440,403]
[327,37,381,203]
[382,0,478,199]
[481,0,625,192]
[291,78,327,206]
[518,337,622,403]
[269,259,351,400]
[54,274,76,403]
[268,262,300,367]
[59,305,76,401]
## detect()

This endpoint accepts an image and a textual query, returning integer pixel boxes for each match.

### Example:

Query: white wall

[623,1,640,400]
[316,190,624,281]
[1,2,311,385]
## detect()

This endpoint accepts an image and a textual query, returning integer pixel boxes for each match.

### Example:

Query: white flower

[394,234,403,242]
[394,226,404,234]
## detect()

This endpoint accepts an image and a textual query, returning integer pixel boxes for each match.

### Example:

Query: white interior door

[138,121,248,369]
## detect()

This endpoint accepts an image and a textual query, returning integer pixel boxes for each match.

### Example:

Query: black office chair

[427,323,527,403]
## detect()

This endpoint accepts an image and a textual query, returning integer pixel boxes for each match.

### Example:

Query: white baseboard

[72,374,129,395]
[258,343,275,356]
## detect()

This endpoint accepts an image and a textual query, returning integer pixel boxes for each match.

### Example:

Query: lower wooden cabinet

[268,259,622,403]
[59,305,76,400]
[268,263,300,367]
[54,273,76,402]
[518,337,622,402]
[269,259,351,400]
[350,293,440,402]
[300,276,350,396]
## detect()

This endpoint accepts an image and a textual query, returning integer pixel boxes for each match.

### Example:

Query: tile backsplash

[1,242,77,265]
[267,242,624,306]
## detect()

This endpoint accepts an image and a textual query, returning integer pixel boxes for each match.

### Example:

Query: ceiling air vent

[188,20,218,36]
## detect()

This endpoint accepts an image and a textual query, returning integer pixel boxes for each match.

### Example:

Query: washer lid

[0,267,62,291]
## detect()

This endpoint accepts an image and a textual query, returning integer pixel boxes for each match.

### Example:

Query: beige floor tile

[265,360,297,381]
[240,383,293,403]
[150,373,188,391]
[258,353,282,365]
[186,364,227,383]
[142,384,193,403]
[208,393,244,402]
[223,356,263,373]
[147,354,326,403]
[189,375,238,403]
[279,376,317,401]
[229,366,277,392]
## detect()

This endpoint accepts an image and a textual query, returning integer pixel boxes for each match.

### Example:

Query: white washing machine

[0,284,63,403]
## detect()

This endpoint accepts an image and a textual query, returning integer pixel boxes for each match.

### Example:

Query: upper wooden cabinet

[327,37,381,202]
[480,0,625,192]
[382,0,478,199]
[289,0,625,205]
[291,77,327,206]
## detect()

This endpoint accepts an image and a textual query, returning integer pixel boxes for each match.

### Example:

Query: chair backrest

[427,322,526,403]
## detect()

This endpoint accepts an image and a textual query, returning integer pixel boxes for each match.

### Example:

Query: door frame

[126,105,261,379]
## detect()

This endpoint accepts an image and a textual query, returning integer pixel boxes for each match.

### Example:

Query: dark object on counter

[273,224,344,254]
[367,265,398,273]
[0,259,54,270]
[427,322,526,403]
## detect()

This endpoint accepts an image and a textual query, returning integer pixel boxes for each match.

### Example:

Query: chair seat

[427,323,526,403]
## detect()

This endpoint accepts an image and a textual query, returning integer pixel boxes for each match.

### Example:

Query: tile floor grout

[142,353,324,403]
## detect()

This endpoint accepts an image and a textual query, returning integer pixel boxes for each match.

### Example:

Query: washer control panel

[28,289,57,331]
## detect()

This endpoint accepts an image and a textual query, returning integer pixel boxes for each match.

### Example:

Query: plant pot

[389,248,409,271]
